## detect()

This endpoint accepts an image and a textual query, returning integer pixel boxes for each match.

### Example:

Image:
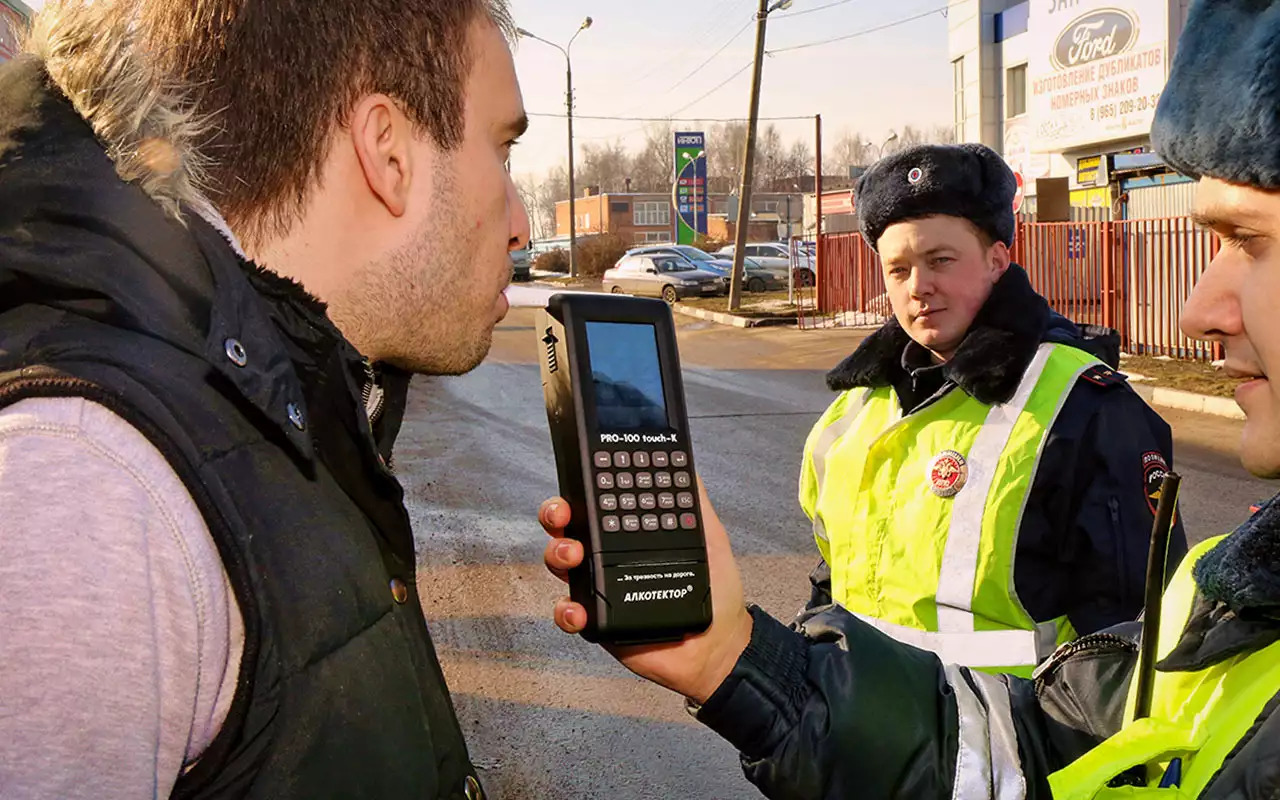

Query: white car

[716,242,815,287]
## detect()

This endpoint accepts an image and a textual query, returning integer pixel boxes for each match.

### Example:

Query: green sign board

[673,131,707,245]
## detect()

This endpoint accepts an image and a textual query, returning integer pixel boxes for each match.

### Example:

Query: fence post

[1102,220,1119,340]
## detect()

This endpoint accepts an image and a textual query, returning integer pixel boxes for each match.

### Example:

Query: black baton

[1133,472,1182,721]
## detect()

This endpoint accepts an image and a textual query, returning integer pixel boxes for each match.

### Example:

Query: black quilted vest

[0,57,483,799]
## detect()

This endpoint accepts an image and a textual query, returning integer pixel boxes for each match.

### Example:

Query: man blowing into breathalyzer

[540,0,1280,796]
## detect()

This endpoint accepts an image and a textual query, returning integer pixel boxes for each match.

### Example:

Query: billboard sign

[1028,0,1169,152]
[673,131,707,245]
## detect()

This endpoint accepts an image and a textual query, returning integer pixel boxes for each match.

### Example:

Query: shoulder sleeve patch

[1079,364,1130,389]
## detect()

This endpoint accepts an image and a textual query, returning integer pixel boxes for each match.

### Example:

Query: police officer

[799,142,1186,674]
[540,1,1280,795]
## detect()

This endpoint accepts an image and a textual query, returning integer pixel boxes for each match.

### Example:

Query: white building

[948,0,1197,218]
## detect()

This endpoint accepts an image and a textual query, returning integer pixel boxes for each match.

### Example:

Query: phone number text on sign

[1094,91,1162,121]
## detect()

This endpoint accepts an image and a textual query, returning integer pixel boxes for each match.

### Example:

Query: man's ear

[350,93,413,218]
[989,240,1012,278]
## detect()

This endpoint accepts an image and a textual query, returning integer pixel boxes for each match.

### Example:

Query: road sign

[1013,172,1025,214]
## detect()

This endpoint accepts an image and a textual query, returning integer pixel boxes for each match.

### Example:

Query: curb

[673,304,796,328]
[1130,383,1244,420]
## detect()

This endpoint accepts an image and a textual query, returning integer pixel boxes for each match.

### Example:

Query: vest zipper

[1032,631,1138,685]
[362,361,386,428]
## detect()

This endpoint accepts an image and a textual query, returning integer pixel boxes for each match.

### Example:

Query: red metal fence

[802,217,1223,361]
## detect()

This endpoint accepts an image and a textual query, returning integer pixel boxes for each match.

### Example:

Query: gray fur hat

[854,143,1016,251]
[1152,0,1280,188]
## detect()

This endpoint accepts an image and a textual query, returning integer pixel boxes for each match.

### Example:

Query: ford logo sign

[1052,8,1137,70]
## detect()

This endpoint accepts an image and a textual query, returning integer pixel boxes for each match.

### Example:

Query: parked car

[602,253,726,303]
[716,241,815,287]
[692,258,783,292]
[509,247,532,282]
[624,244,781,292]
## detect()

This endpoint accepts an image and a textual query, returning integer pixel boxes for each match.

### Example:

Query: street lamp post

[862,130,898,164]
[728,0,795,312]
[517,18,593,278]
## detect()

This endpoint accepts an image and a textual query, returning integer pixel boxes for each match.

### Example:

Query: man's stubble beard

[329,173,494,376]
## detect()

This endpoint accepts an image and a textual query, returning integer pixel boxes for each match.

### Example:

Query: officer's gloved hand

[539,477,754,705]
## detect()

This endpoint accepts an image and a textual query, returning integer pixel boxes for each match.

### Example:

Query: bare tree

[828,129,874,171]
[926,124,956,145]
[629,122,675,193]
[577,140,631,193]
[707,121,747,195]
[527,165,567,242]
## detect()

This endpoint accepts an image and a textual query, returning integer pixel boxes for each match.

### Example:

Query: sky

[22,0,955,181]
[507,0,954,182]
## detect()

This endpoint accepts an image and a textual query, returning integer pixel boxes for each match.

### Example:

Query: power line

[546,6,946,134]
[611,15,755,119]
[588,0,749,94]
[775,0,867,18]
[662,19,754,97]
[668,60,754,117]
[528,112,813,122]
[768,5,947,53]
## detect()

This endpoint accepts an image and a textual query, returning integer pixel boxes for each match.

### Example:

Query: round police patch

[1143,451,1170,516]
[928,450,968,497]
[907,167,924,184]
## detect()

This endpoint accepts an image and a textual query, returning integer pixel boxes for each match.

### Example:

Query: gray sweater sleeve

[0,397,242,799]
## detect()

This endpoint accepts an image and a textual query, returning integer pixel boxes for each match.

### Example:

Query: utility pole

[728,0,792,311]
[814,114,823,309]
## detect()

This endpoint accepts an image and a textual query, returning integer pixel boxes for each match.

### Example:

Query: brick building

[554,188,806,245]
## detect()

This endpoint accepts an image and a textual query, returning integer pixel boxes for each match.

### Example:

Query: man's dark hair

[140,0,514,246]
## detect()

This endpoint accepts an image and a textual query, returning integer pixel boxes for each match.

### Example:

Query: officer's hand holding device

[536,293,713,645]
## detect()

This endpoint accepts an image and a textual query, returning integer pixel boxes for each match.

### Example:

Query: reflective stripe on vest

[804,342,1098,670]
[936,344,1054,633]
[1048,535,1280,798]
[808,388,869,544]
[857,614,1061,669]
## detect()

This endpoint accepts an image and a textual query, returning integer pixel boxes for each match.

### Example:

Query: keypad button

[674,471,691,489]
[671,451,689,468]
[619,494,638,511]
[635,472,654,489]
[660,513,679,530]
[679,512,698,530]
[613,452,631,469]
[655,472,673,489]
[633,452,650,468]
[676,492,695,509]
[622,515,641,532]
[638,494,657,510]
[641,514,661,532]
[599,493,618,511]
[658,493,676,510]
[602,515,621,532]
[596,473,615,490]
[652,451,670,468]
[594,452,613,468]
[616,472,634,490]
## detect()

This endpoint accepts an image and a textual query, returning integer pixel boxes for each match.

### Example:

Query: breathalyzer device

[537,293,712,645]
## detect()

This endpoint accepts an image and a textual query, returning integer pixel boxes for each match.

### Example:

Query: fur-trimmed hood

[21,0,210,222]
[826,264,1120,405]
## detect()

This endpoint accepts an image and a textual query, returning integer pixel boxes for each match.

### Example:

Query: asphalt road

[400,300,1272,800]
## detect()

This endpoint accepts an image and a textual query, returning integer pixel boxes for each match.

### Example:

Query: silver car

[602,254,726,303]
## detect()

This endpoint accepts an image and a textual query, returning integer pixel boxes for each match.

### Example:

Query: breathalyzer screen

[585,321,669,431]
